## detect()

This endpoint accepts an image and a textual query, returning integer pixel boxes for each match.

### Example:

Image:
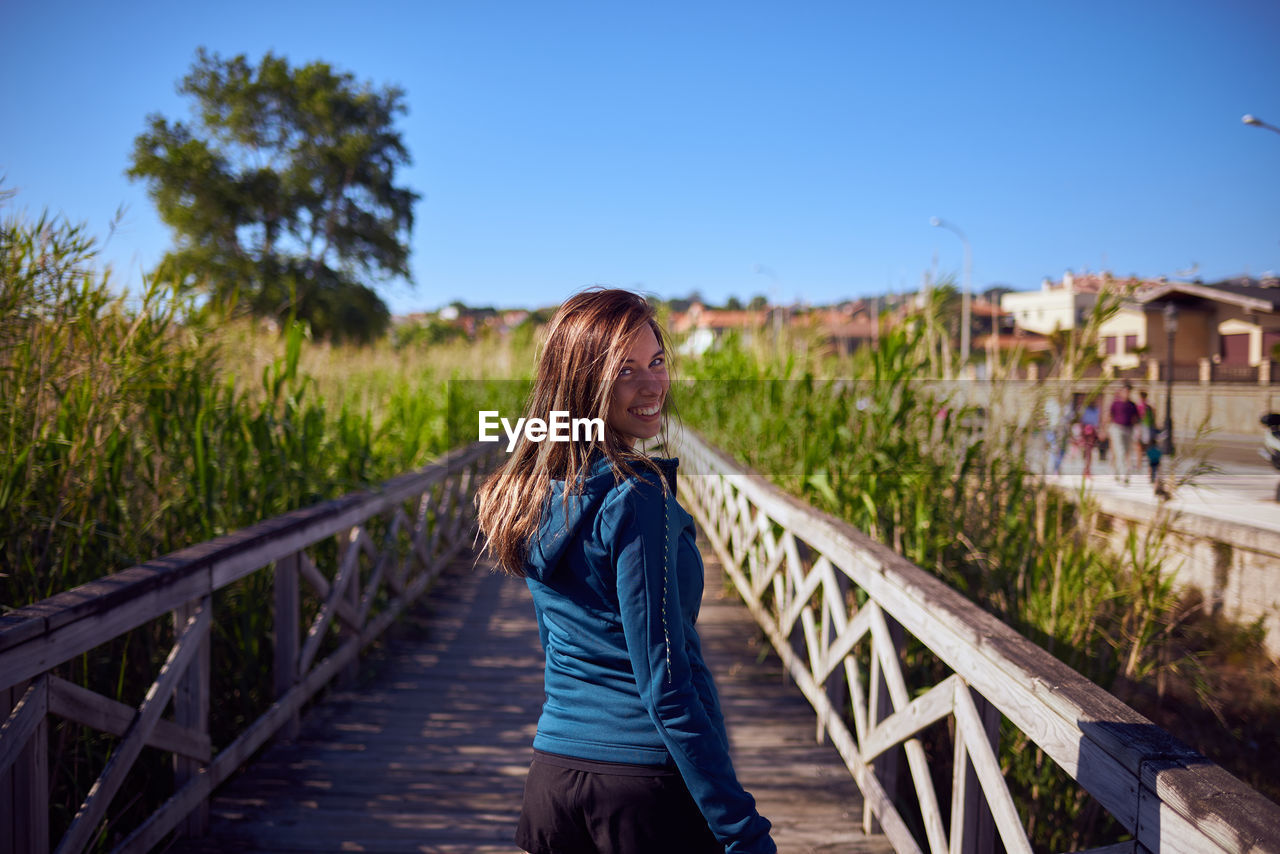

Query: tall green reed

[1,201,456,847]
[673,290,1192,851]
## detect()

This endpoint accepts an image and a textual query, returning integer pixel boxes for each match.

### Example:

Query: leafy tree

[128,48,419,342]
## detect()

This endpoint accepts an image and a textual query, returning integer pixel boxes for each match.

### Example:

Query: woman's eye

[651,357,665,368]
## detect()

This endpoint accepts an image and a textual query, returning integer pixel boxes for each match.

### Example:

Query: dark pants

[515,750,722,854]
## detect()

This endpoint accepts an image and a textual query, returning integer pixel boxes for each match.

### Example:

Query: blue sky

[4,0,1279,313]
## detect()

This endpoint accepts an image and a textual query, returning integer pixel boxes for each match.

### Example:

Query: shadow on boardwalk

[170,530,892,854]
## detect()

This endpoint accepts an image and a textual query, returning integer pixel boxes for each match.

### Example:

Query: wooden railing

[0,441,498,854]
[672,428,1280,854]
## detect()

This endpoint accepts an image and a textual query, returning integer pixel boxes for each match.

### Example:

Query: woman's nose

[634,370,665,394]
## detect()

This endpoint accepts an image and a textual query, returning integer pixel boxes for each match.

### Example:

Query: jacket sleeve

[687,622,729,752]
[605,477,775,854]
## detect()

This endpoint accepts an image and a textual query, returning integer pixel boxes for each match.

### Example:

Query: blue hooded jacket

[524,450,775,854]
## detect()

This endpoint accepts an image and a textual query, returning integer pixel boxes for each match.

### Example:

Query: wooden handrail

[0,440,501,854]
[670,426,1280,853]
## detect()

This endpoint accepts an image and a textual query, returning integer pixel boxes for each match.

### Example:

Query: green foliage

[0,201,448,846]
[127,47,419,342]
[677,290,1192,851]
[393,317,466,349]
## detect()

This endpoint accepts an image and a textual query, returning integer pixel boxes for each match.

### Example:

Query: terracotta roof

[670,308,768,334]
[968,297,1009,318]
[823,317,878,338]
[975,332,1053,352]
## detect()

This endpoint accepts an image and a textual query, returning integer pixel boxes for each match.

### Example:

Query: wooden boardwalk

[169,531,893,854]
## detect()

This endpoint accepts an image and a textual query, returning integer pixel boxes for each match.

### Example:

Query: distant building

[809,300,879,356]
[1000,270,1110,335]
[1125,277,1280,379]
[669,300,774,355]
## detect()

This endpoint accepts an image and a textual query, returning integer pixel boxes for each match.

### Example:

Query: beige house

[1096,305,1151,370]
[1000,271,1102,335]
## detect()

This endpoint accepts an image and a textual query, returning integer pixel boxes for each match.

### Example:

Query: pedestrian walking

[1042,395,1071,475]
[1146,441,1163,485]
[1135,389,1158,467]
[1106,384,1139,485]
[1074,397,1102,477]
[475,287,776,854]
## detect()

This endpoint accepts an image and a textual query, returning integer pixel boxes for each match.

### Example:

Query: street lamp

[1243,114,1280,137]
[1163,302,1178,456]
[930,217,972,370]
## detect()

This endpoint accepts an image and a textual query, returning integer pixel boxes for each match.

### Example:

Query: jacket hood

[525,450,679,582]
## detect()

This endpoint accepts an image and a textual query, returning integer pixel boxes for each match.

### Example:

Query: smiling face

[607,323,669,449]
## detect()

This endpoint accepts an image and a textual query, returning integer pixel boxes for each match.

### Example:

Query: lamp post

[1243,114,1280,137]
[930,217,971,370]
[1163,302,1178,456]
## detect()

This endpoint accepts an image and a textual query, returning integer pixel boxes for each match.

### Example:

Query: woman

[475,288,775,854]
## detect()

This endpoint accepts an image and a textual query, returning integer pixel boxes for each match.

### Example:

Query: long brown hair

[474,287,675,576]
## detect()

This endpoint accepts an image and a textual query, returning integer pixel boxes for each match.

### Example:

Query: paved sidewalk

[1035,435,1280,535]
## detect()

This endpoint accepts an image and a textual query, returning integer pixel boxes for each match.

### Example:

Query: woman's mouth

[629,403,662,421]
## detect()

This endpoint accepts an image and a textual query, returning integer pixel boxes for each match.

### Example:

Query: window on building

[1103,336,1117,354]
[1124,334,1138,352]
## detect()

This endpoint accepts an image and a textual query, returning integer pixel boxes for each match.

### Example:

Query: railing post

[1,683,13,854]
[863,609,904,835]
[173,596,211,836]
[820,570,852,746]
[339,529,361,688]
[1,678,49,854]
[950,686,1000,854]
[274,553,301,742]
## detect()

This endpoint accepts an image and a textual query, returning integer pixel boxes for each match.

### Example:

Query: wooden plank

[953,680,1031,854]
[273,553,301,743]
[58,603,211,854]
[298,529,366,678]
[0,675,47,778]
[0,683,15,854]
[339,527,365,687]
[953,685,998,854]
[949,706,971,854]
[46,676,210,761]
[2,450,497,853]
[688,497,924,854]
[680,435,1172,834]
[173,596,211,837]
[24,712,49,854]
[860,674,959,764]
[1139,758,1280,853]
[864,603,908,838]
[0,442,493,673]
[115,611,376,853]
[356,513,402,626]
[0,568,211,695]
[816,601,873,685]
[170,547,894,854]
[297,551,332,601]
[1058,843,1136,854]
[675,431,1280,848]
[0,677,49,854]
